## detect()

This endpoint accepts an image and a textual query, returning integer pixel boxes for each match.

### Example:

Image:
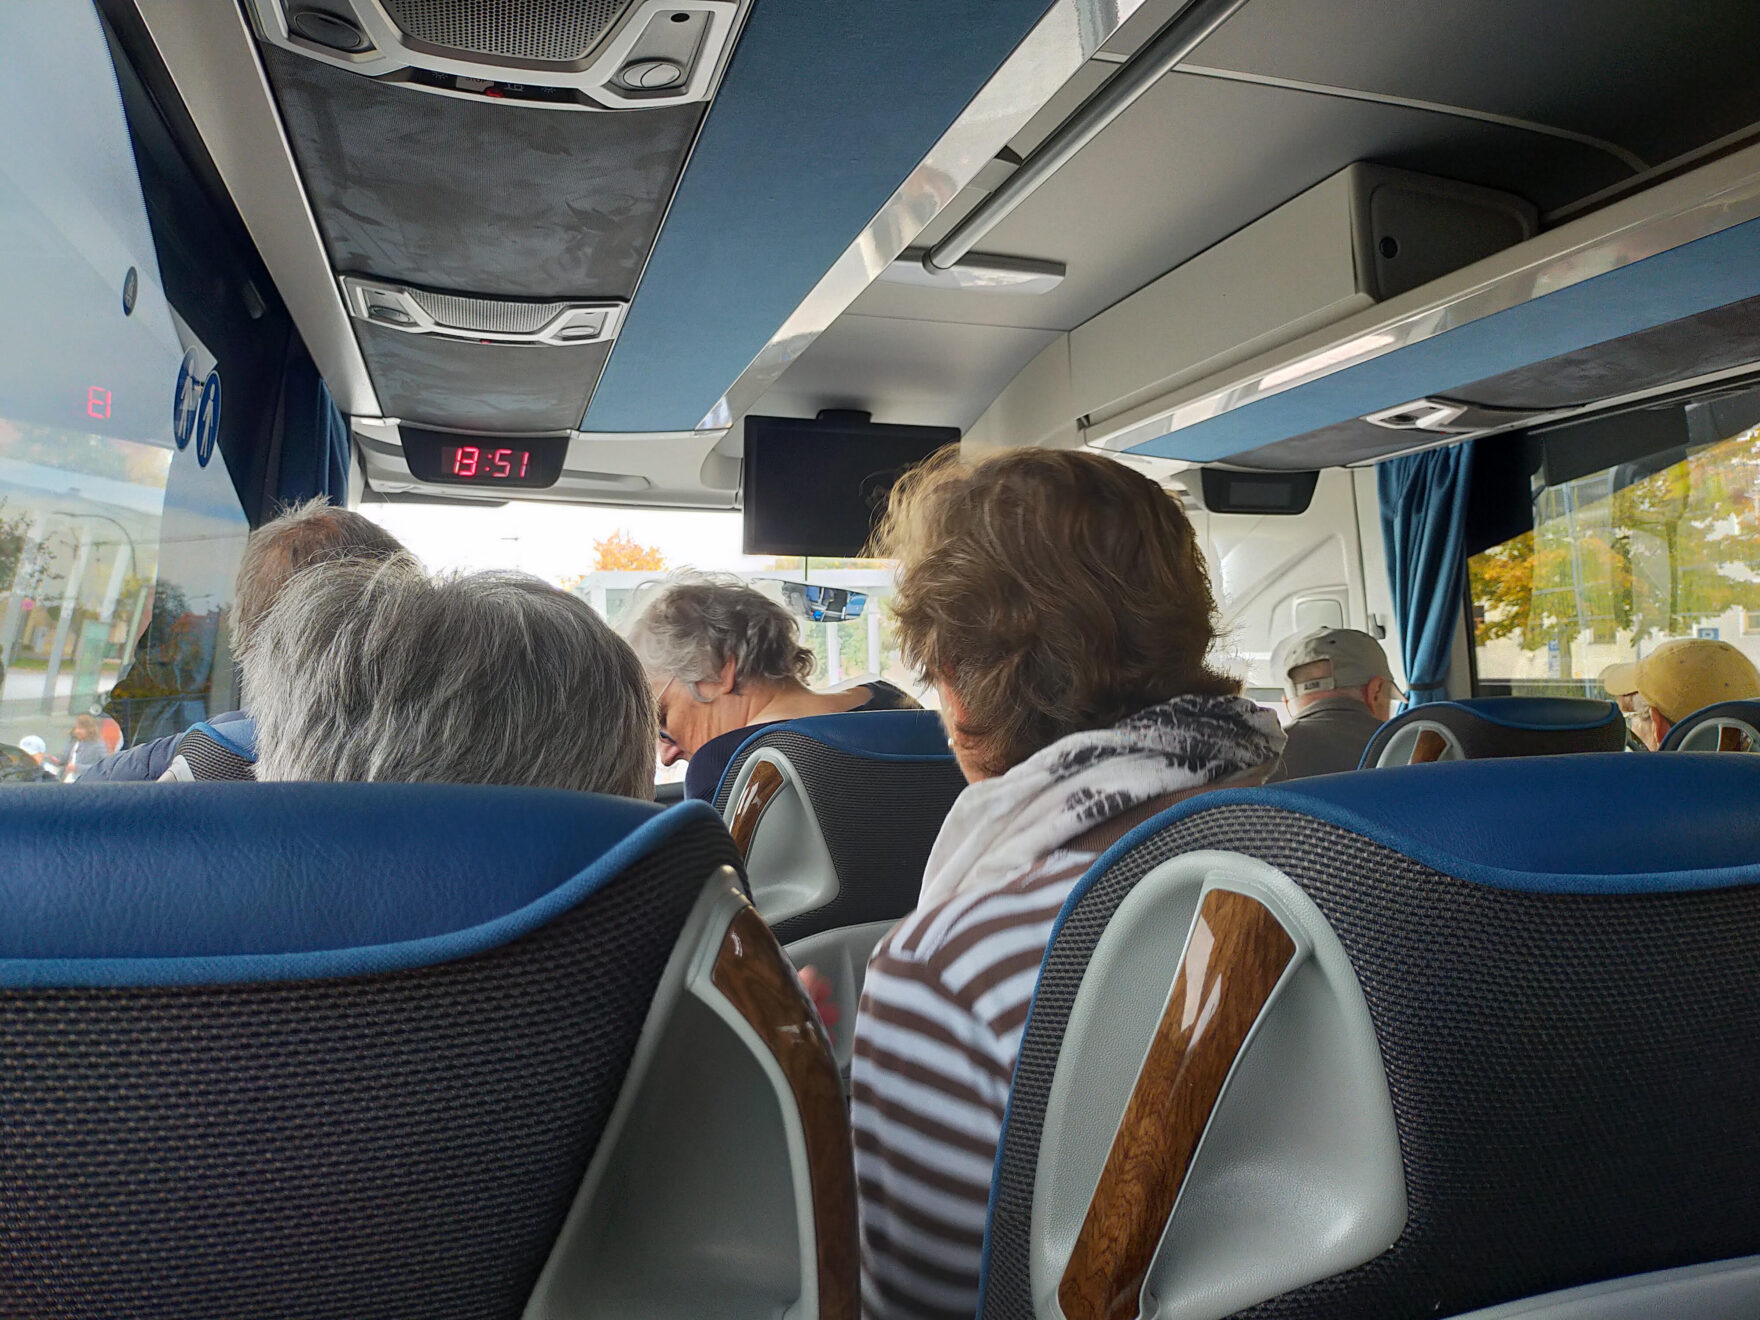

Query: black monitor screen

[742,415,958,556]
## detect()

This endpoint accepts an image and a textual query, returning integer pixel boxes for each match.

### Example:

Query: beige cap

[1275,627,1395,698]
[1600,638,1760,722]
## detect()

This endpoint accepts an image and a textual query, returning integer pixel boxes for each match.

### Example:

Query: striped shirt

[851,850,1090,1320]
[848,778,1262,1320]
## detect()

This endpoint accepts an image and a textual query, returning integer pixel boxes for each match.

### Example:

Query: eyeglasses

[654,676,679,747]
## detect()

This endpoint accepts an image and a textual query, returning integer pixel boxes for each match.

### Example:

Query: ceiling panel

[580,0,1061,433]
[849,72,1624,335]
[358,327,610,433]
[265,48,702,300]
[756,314,1060,431]
[1189,0,1760,170]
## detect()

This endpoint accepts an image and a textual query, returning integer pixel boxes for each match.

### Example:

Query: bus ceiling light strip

[924,0,1253,273]
[244,0,745,110]
[340,277,625,346]
[879,249,1066,295]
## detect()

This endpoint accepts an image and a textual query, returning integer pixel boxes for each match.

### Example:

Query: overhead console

[231,0,752,442]
[1066,145,1760,471]
[1072,163,1537,445]
[244,0,740,111]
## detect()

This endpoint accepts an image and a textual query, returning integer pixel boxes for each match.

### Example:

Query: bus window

[0,2,253,776]
[1471,411,1760,696]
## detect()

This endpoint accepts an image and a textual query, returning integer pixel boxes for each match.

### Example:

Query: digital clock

[399,428,568,489]
[443,444,531,480]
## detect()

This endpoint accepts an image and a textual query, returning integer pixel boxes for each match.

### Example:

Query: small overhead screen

[743,413,959,556]
[1200,467,1319,515]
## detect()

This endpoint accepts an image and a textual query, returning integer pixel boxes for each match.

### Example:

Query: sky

[358,496,778,585]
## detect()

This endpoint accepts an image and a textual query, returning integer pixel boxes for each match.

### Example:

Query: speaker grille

[408,289,572,333]
[378,0,633,63]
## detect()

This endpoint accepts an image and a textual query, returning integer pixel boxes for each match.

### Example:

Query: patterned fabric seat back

[980,755,1760,1320]
[0,785,853,1320]
[1361,697,1625,767]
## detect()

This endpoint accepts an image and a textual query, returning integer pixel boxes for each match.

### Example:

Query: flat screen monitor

[742,414,958,556]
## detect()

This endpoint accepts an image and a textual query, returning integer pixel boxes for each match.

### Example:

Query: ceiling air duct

[245,0,743,109]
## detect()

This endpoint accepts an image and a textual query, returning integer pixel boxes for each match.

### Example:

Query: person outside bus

[18,735,59,782]
[1265,626,1400,781]
[623,573,918,800]
[60,714,110,782]
[845,447,1284,1320]
[1601,638,1760,750]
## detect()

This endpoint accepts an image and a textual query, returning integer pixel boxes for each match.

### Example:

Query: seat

[714,710,966,1060]
[172,717,258,780]
[1361,696,1625,766]
[0,784,854,1320]
[1660,699,1760,752]
[979,755,1760,1320]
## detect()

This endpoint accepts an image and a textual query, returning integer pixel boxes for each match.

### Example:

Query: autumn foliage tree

[591,529,667,572]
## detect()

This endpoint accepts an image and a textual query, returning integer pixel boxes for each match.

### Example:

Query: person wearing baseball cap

[1267,626,1401,781]
[1600,638,1760,750]
[15,735,58,782]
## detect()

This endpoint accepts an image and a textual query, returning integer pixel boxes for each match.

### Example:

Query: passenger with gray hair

[623,573,917,800]
[243,553,656,798]
[86,497,406,782]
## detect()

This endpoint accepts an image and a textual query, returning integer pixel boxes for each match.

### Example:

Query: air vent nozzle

[246,0,743,111]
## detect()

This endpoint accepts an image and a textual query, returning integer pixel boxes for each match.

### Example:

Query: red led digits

[87,387,111,420]
[438,443,539,481]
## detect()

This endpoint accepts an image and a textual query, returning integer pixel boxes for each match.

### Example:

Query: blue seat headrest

[0,784,722,985]
[1110,754,1760,893]
[190,717,257,760]
[1362,697,1625,766]
[1661,699,1760,751]
[740,708,954,760]
[1432,697,1624,731]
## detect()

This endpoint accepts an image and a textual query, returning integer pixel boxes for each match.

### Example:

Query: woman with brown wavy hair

[848,446,1284,1320]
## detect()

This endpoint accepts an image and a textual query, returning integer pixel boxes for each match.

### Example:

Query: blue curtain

[1379,443,1475,705]
[274,349,351,511]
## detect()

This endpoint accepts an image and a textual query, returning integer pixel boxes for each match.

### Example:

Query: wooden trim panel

[728,758,786,856]
[1059,889,1297,1320]
[1410,728,1451,764]
[712,905,859,1320]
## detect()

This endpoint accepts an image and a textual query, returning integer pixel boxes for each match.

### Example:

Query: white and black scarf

[918,694,1286,910]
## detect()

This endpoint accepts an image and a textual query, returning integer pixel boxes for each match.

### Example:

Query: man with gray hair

[243,553,656,797]
[1266,626,1401,781]
[85,498,405,782]
[623,572,917,800]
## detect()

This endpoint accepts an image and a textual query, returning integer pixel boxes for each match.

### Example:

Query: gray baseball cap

[1275,627,1396,698]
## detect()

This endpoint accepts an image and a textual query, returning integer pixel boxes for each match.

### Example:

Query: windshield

[359,498,937,779]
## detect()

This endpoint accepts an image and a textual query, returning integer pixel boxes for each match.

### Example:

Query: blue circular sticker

[194,371,222,468]
[173,350,200,450]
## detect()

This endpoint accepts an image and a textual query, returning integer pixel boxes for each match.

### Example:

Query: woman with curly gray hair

[623,574,917,799]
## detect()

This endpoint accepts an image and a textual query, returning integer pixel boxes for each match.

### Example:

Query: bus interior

[5,0,1760,1317]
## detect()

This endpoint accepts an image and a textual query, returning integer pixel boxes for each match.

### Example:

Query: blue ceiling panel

[582,0,1058,434]
[1130,215,1760,463]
